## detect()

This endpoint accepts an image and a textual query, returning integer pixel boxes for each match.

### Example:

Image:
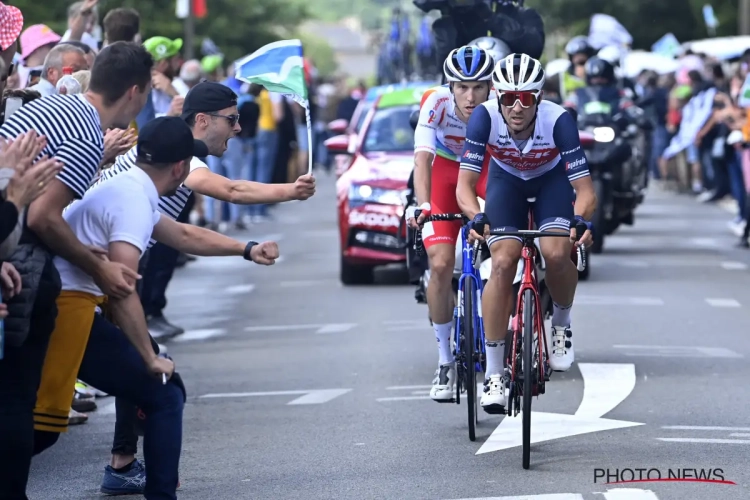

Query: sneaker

[101,459,146,496]
[68,409,88,425]
[76,380,108,398]
[72,393,97,413]
[480,374,506,413]
[549,326,574,372]
[430,362,455,402]
[147,316,184,340]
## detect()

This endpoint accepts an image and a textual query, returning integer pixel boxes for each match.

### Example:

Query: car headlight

[349,184,408,206]
[593,127,615,143]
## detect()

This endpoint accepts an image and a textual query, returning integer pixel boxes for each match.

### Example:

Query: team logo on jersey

[565,157,587,170]
[463,150,484,162]
[428,109,436,123]
[488,146,559,171]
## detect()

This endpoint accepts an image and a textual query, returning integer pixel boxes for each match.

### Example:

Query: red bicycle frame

[508,209,549,397]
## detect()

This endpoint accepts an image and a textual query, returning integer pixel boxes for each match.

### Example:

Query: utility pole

[184,0,195,59]
[741,0,750,35]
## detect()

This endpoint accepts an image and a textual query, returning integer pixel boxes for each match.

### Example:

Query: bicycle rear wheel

[522,288,534,469]
[463,278,477,441]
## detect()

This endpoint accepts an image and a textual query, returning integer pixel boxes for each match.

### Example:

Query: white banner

[662,88,717,160]
[588,14,633,49]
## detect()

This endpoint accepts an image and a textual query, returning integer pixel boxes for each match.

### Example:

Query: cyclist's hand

[569,216,593,248]
[467,212,490,244]
[406,203,430,229]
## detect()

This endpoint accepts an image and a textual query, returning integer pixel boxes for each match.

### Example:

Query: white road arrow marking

[198,388,351,405]
[476,363,643,455]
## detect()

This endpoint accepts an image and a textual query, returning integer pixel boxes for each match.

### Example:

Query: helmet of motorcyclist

[468,37,512,65]
[492,53,545,93]
[565,35,596,58]
[598,45,623,67]
[443,45,494,82]
[584,56,616,86]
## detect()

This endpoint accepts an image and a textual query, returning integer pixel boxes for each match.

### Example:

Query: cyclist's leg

[424,156,462,401]
[534,164,577,372]
[481,167,527,411]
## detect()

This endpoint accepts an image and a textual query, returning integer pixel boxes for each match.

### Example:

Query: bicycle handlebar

[488,229,572,239]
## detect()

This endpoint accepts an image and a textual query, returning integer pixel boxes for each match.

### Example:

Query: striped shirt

[93,146,208,247]
[0,94,104,199]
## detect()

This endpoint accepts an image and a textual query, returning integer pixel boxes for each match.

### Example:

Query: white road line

[447,495,584,500]
[657,438,750,444]
[690,237,720,248]
[386,385,432,390]
[97,401,117,415]
[613,345,743,359]
[721,261,748,270]
[199,390,308,399]
[244,324,324,332]
[599,489,660,500]
[315,323,356,334]
[615,261,650,268]
[286,389,351,405]
[575,364,636,419]
[729,433,750,437]
[383,320,428,325]
[172,329,226,342]
[576,295,664,306]
[376,395,432,402]
[224,284,255,294]
[280,280,325,287]
[661,425,750,431]
[705,298,741,308]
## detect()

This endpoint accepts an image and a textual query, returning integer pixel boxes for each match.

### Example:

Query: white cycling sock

[485,339,505,377]
[434,322,453,365]
[552,302,572,328]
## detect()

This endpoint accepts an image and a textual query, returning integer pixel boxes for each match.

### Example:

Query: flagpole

[304,105,313,175]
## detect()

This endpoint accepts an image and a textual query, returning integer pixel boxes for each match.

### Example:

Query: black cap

[137,116,209,163]
[181,81,238,119]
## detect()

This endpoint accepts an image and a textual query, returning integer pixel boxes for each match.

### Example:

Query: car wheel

[340,256,375,285]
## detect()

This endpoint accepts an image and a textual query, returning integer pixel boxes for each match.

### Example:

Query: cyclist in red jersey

[406,45,494,402]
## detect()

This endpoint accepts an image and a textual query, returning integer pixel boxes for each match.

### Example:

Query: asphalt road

[28,173,750,500]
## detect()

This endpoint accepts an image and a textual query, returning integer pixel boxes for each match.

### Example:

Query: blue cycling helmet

[443,45,494,82]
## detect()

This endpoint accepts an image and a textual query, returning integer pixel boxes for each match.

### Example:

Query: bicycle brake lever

[472,240,481,269]
[576,245,586,272]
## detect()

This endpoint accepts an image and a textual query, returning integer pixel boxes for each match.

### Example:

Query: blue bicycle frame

[453,223,486,375]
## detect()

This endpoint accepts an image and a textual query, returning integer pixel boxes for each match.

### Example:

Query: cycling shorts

[485,160,574,248]
[423,154,488,249]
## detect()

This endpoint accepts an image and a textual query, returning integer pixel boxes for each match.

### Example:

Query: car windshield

[361,104,419,153]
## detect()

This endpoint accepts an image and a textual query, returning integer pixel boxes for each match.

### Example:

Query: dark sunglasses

[498,91,539,108]
[208,113,240,126]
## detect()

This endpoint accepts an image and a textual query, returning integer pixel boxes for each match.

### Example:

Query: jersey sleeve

[459,105,492,174]
[413,89,440,155]
[553,110,590,182]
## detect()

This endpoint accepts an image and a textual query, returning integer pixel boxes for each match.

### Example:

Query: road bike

[414,212,487,441]
[488,199,586,469]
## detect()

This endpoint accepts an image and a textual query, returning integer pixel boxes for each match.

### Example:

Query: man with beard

[142,36,183,117]
[456,54,596,412]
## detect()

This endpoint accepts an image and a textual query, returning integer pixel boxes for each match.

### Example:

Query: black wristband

[243,241,259,261]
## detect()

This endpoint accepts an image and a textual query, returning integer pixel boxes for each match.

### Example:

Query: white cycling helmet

[443,45,494,82]
[492,53,545,92]
[468,37,512,66]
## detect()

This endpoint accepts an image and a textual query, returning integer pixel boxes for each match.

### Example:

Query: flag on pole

[235,39,313,175]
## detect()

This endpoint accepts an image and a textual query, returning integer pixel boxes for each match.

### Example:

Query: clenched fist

[249,241,279,265]
[292,174,316,200]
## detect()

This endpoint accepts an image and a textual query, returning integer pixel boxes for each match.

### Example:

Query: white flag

[588,14,633,49]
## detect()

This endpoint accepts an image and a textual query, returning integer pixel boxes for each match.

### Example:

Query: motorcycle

[577,101,644,254]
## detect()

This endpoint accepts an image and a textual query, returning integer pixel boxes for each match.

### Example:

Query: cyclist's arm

[554,111,597,220]
[413,91,441,206]
[457,105,492,219]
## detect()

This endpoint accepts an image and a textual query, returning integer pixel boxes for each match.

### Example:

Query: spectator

[62,0,100,51]
[143,37,182,117]
[58,39,97,69]
[201,54,224,82]
[29,44,88,97]
[18,24,61,89]
[103,7,140,46]
[0,1,23,96]
[0,41,152,499]
[72,69,90,91]
[173,58,201,96]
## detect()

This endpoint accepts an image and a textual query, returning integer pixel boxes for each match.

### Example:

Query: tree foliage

[531,0,740,50]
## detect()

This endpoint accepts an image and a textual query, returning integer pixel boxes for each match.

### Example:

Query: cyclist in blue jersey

[455,53,597,413]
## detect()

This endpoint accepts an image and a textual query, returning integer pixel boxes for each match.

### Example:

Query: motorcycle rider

[597,45,638,99]
[561,35,596,100]
[563,56,632,114]
[406,45,493,402]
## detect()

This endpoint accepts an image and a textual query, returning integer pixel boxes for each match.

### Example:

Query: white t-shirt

[61,29,99,52]
[55,167,162,295]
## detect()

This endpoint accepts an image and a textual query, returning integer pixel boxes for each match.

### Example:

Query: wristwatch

[243,241,259,261]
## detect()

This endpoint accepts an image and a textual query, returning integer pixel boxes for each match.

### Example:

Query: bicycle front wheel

[522,288,534,470]
[463,278,477,442]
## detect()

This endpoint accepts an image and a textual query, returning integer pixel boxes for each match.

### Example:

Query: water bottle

[56,67,81,95]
